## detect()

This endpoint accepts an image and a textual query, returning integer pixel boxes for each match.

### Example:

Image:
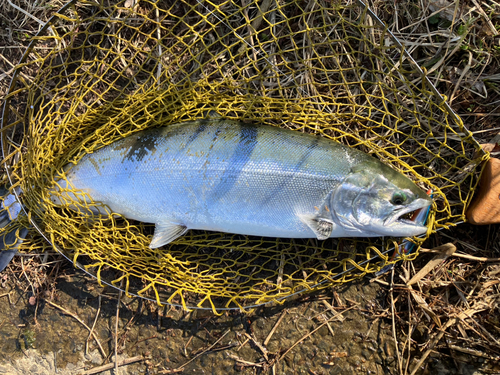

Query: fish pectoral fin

[299,214,333,240]
[149,221,188,249]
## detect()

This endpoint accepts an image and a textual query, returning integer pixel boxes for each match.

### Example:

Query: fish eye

[391,191,407,205]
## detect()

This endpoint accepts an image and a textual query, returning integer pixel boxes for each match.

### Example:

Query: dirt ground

[0,272,396,374]
[0,1,499,374]
[0,264,487,375]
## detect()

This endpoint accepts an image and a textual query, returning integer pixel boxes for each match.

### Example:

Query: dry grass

[0,0,499,374]
[368,0,500,373]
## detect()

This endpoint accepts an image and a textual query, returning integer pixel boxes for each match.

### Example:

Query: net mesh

[0,0,487,312]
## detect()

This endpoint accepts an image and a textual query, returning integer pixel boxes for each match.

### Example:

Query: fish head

[331,163,433,237]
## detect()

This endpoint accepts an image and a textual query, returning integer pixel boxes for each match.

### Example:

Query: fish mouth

[383,198,432,235]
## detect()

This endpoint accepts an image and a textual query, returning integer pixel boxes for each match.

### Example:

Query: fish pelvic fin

[0,189,28,272]
[149,221,188,248]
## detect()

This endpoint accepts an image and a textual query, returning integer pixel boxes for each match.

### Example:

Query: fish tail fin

[0,188,28,272]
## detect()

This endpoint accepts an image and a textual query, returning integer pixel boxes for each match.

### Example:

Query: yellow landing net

[1,0,487,312]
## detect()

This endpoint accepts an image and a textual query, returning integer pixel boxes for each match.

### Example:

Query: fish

[0,118,432,270]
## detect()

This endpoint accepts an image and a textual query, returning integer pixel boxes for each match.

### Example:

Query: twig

[447,344,500,360]
[407,243,456,285]
[365,317,379,340]
[45,300,106,358]
[158,369,184,374]
[192,343,237,355]
[370,278,407,288]
[81,355,146,375]
[264,310,286,346]
[155,0,162,83]
[420,248,500,262]
[0,292,11,299]
[236,337,250,351]
[244,333,268,361]
[278,322,327,361]
[320,299,346,322]
[20,257,35,297]
[227,353,264,367]
[470,0,498,36]
[129,335,157,350]
[183,335,194,357]
[7,0,46,26]
[183,316,212,356]
[390,268,403,374]
[159,329,231,373]
[276,306,359,363]
[86,295,101,356]
[321,299,346,322]
[318,314,335,336]
[409,306,488,375]
[115,284,123,375]
[405,282,412,375]
[276,251,284,286]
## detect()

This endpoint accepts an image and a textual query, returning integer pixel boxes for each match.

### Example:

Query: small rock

[361,349,372,359]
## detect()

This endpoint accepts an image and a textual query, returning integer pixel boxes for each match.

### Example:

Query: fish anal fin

[149,221,188,248]
[299,214,333,240]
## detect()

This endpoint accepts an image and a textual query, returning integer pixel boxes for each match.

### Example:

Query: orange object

[467,158,500,225]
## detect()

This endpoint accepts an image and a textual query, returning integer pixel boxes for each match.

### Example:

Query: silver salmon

[49,119,432,248]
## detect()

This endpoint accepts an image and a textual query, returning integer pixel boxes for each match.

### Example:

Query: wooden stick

[409,306,488,375]
[447,345,500,360]
[45,300,106,358]
[264,311,286,346]
[114,286,123,375]
[159,329,231,373]
[236,337,250,351]
[86,295,101,356]
[278,322,327,361]
[390,268,404,375]
[420,248,500,262]
[81,355,146,375]
[407,243,456,285]
[227,354,264,367]
[470,0,499,36]
[244,333,268,361]
[277,306,359,361]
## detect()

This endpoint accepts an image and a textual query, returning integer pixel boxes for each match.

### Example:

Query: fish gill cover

[0,0,487,313]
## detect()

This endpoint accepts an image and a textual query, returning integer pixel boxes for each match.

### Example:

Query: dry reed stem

[407,243,457,285]
[81,355,147,375]
[159,329,231,374]
[45,299,107,359]
[86,294,101,357]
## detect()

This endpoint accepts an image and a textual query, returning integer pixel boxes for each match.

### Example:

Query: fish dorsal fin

[299,214,334,240]
[149,221,188,248]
